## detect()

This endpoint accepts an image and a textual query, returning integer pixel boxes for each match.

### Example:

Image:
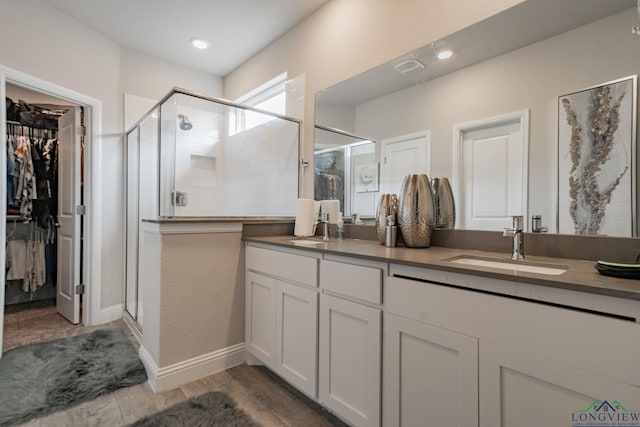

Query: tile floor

[3,301,348,426]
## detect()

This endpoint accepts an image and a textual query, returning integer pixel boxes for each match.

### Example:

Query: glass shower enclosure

[125,88,301,331]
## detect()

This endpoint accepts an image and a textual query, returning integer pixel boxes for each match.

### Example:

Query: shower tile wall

[173,103,298,217]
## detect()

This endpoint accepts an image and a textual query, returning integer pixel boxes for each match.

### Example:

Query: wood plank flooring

[3,303,348,426]
[19,363,347,426]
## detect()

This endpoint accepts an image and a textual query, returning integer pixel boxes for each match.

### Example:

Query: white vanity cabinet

[383,312,478,427]
[246,240,640,427]
[275,280,318,396]
[479,340,640,427]
[245,244,320,398]
[386,266,640,427]
[319,258,384,427]
[245,270,277,367]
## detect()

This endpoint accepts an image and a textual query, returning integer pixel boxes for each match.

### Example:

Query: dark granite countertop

[244,235,640,301]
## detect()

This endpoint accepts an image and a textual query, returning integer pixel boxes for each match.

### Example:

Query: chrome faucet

[319,213,330,241]
[503,215,524,260]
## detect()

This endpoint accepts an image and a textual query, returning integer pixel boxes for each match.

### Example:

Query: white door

[453,111,529,231]
[275,281,318,398]
[57,107,82,324]
[383,313,478,427]
[380,131,430,196]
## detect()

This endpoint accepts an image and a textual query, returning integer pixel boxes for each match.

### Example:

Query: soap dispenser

[336,213,345,240]
[385,215,398,247]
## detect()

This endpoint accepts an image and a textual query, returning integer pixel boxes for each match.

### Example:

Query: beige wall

[120,47,223,103]
[139,227,245,368]
[223,0,525,197]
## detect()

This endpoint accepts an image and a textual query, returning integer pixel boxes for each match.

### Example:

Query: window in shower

[230,73,287,135]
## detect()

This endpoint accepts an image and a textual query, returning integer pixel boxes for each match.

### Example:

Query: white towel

[294,198,316,237]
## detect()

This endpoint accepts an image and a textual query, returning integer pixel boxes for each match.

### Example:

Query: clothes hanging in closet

[6,96,61,225]
[5,98,63,303]
[5,223,54,295]
[6,134,58,224]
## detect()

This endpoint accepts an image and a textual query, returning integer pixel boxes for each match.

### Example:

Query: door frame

[0,65,103,353]
[451,110,530,230]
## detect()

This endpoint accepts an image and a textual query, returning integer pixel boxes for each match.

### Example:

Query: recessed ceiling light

[437,50,454,60]
[190,38,208,49]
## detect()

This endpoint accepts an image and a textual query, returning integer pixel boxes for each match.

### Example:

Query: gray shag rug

[129,391,261,427]
[0,328,147,426]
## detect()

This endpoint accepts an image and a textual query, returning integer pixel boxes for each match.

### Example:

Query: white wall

[223,0,525,197]
[0,0,221,313]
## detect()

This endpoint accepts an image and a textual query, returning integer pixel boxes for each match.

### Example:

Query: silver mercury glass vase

[398,174,435,248]
[375,193,399,244]
[430,176,456,229]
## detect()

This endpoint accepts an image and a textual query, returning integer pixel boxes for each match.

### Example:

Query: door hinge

[76,205,86,215]
[75,284,85,295]
[76,125,86,136]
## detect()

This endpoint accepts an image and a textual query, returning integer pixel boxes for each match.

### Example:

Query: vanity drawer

[320,259,382,304]
[246,245,318,287]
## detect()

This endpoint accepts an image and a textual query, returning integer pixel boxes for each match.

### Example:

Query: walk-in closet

[3,83,83,351]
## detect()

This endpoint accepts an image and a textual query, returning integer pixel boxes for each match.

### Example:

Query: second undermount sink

[444,255,568,276]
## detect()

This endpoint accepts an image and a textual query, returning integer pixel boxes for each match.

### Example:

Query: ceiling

[41,0,330,76]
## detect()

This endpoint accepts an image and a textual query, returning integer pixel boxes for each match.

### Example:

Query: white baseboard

[98,304,123,324]
[139,343,246,392]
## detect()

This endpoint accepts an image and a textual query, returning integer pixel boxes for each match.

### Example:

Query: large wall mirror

[314,0,639,236]
[314,125,377,218]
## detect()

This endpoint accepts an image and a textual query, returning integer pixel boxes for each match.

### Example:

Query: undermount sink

[288,239,326,246]
[444,255,568,276]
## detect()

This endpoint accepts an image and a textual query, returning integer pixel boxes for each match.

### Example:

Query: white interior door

[57,107,81,324]
[380,131,430,196]
[454,111,529,231]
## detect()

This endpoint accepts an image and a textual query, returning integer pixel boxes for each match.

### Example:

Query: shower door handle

[172,191,188,207]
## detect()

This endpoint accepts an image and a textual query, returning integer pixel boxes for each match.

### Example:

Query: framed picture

[351,145,378,193]
[558,75,637,236]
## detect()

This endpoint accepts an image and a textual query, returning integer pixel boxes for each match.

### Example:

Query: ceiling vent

[393,59,426,74]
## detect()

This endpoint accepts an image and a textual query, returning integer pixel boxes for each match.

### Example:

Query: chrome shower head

[178,114,193,131]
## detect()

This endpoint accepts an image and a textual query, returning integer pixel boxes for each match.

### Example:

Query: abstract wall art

[558,76,637,236]
[351,143,378,193]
